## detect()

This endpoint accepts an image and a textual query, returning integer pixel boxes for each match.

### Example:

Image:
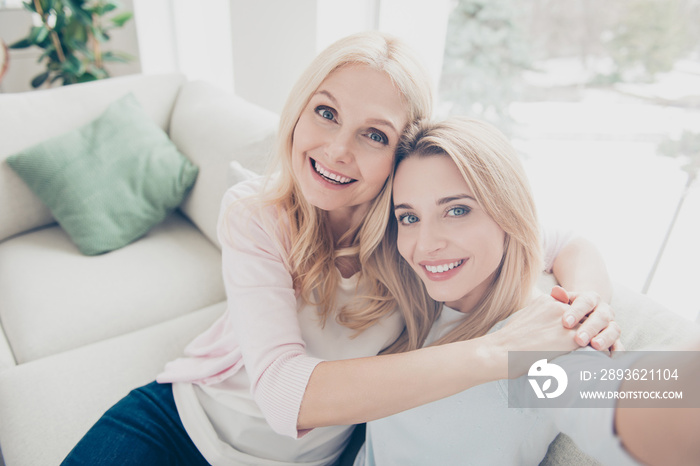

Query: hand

[497,294,580,379]
[551,286,621,351]
[500,294,580,354]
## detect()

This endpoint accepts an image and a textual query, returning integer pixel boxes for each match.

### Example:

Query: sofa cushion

[171,80,279,247]
[0,302,224,466]
[0,73,187,244]
[0,212,225,364]
[6,93,199,255]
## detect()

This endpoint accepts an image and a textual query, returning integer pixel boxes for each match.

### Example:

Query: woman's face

[393,155,506,313]
[292,64,408,222]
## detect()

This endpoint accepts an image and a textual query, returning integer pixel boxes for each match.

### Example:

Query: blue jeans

[61,381,210,466]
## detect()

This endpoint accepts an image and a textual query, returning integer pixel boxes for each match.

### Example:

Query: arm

[226,187,578,434]
[550,236,620,350]
[552,236,612,303]
[298,294,580,429]
[615,334,700,466]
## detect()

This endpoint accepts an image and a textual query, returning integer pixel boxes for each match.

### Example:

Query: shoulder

[218,176,290,253]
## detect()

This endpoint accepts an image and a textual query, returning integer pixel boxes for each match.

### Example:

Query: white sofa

[0,73,278,465]
[0,73,696,466]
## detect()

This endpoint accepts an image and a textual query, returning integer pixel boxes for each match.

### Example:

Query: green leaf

[76,72,99,83]
[90,27,109,42]
[64,0,92,24]
[32,26,50,45]
[9,38,34,49]
[110,11,132,28]
[31,71,50,88]
[101,50,132,63]
[95,3,117,15]
[21,1,37,13]
[61,53,83,74]
[65,19,88,45]
[55,11,67,30]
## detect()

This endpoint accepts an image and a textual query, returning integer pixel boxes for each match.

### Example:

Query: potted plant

[9,0,133,88]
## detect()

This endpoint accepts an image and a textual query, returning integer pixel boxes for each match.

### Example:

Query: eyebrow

[394,194,476,211]
[437,194,476,205]
[313,90,399,135]
[315,89,338,106]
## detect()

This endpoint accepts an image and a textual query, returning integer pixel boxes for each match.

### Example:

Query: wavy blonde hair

[384,118,543,350]
[259,32,433,333]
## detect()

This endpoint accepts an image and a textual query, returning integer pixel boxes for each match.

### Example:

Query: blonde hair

[260,32,433,332]
[386,117,543,349]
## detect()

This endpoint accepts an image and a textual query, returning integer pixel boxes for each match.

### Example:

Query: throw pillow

[6,93,198,255]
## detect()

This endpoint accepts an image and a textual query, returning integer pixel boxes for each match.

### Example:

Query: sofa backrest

[0,73,187,243]
[169,80,279,248]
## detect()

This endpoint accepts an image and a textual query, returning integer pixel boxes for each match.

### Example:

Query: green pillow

[6,93,198,255]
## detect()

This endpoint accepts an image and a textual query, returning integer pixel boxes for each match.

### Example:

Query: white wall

[2,1,452,113]
[0,7,42,93]
[133,0,234,92]
[378,0,451,94]
[229,0,317,113]
[228,0,451,114]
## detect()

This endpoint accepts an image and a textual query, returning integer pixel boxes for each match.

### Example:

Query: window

[439,0,700,320]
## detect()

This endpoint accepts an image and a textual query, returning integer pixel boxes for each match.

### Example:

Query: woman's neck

[445,273,495,315]
[327,207,367,279]
[327,204,370,246]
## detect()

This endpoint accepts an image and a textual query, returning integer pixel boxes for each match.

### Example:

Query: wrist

[468,333,509,381]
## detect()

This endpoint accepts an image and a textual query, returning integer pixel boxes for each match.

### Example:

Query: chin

[426,289,461,304]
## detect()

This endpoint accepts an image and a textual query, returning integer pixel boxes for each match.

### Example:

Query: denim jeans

[61,381,210,466]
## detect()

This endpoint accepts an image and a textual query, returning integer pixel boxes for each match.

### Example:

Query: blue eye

[368,131,388,144]
[398,213,419,225]
[316,106,335,120]
[447,206,470,217]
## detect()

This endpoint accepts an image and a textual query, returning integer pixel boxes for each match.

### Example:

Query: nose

[325,129,353,164]
[416,219,447,255]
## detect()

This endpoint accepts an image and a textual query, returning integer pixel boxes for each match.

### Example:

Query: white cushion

[0,302,224,466]
[171,80,278,247]
[0,212,224,364]
[0,73,187,243]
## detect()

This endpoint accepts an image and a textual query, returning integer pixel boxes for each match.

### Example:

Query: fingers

[562,291,601,329]
[575,301,617,347]
[611,338,625,353]
[587,320,621,350]
[550,286,570,305]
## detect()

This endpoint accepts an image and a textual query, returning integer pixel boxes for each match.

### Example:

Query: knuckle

[610,320,622,334]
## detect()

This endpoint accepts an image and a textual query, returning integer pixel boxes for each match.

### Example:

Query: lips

[311,158,356,185]
[420,259,465,281]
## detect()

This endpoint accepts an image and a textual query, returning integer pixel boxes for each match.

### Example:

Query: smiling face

[393,155,506,314]
[292,64,409,229]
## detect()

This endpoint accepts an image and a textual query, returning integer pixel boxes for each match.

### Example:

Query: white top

[174,274,403,466]
[358,307,641,466]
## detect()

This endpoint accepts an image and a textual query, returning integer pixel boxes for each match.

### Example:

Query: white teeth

[313,160,353,184]
[425,260,463,274]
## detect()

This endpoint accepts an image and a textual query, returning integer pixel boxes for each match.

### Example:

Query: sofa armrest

[0,327,14,373]
[170,80,279,247]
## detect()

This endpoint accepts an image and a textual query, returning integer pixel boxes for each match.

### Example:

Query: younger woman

[358,117,693,465]
[62,33,618,466]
